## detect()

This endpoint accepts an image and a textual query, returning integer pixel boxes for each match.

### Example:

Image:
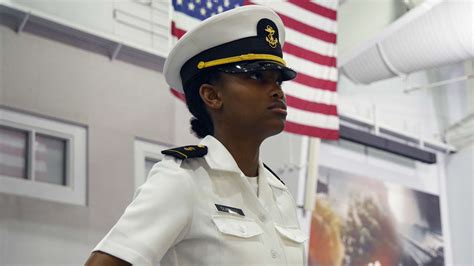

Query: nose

[271,85,284,100]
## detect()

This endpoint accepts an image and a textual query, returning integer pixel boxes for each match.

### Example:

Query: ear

[199,83,222,110]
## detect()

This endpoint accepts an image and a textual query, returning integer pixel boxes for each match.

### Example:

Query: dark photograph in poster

[308,170,444,266]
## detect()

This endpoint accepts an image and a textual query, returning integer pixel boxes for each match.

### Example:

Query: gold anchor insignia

[184,147,195,151]
[265,25,278,48]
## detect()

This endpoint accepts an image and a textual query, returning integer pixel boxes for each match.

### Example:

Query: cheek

[224,91,255,107]
[227,97,260,117]
[235,94,265,114]
[220,81,268,116]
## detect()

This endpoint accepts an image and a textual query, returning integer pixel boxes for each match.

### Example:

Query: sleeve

[93,157,196,266]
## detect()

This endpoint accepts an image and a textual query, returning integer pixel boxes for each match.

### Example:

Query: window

[134,138,169,190]
[0,108,87,205]
[144,157,159,179]
[0,125,28,179]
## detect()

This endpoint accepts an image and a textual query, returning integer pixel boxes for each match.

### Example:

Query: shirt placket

[238,167,288,265]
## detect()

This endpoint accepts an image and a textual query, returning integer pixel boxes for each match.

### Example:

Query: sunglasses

[217,61,297,81]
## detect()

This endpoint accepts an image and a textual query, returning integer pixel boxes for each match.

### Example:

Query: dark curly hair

[183,71,221,138]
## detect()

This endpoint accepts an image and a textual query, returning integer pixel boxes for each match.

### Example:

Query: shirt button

[238,224,246,234]
[259,214,266,222]
[271,249,278,259]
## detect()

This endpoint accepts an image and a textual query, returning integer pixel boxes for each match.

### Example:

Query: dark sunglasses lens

[218,61,296,80]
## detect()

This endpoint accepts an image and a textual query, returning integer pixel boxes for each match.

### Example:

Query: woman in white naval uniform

[86,5,307,266]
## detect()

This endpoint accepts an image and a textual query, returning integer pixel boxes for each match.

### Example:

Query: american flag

[171,0,339,139]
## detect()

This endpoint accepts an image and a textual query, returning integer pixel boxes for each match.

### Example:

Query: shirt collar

[200,135,243,173]
[260,161,287,190]
[200,135,287,190]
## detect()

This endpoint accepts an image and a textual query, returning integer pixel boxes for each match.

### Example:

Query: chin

[265,119,286,137]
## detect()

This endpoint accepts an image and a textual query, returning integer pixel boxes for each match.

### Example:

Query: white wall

[338,72,441,139]
[0,203,92,265]
[173,97,200,145]
[9,0,170,55]
[338,0,406,57]
[430,62,472,131]
[445,144,474,265]
[261,132,305,198]
[438,61,474,265]
[0,26,175,264]
[11,0,116,35]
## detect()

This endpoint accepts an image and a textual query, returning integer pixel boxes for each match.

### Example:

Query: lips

[268,101,287,110]
[268,101,287,115]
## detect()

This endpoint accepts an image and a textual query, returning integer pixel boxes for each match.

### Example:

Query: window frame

[134,138,170,190]
[0,108,87,205]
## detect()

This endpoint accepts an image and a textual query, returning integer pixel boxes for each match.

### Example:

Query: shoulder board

[263,163,285,185]
[161,145,208,160]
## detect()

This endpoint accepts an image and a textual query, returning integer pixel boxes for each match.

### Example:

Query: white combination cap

[163,5,296,94]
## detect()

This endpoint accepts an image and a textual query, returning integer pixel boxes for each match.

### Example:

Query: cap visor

[218,61,297,81]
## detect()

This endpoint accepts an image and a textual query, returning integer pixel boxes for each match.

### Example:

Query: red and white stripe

[0,127,63,181]
[171,0,339,139]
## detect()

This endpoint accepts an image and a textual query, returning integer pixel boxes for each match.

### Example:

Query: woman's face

[214,69,287,139]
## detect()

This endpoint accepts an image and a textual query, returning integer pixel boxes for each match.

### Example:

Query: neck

[213,129,262,177]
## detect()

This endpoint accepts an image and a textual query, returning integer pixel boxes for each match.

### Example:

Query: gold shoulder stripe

[168,149,188,159]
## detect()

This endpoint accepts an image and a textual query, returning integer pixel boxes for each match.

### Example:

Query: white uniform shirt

[94,135,307,265]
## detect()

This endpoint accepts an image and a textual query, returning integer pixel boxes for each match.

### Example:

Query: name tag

[215,204,245,216]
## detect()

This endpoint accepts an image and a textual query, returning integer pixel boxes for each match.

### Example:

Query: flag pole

[304,137,321,213]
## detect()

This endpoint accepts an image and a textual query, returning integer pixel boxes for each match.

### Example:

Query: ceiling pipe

[339,0,473,84]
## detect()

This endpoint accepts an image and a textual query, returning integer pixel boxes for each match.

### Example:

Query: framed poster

[308,169,445,266]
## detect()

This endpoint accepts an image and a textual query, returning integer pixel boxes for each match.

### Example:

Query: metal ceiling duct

[339,0,473,84]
